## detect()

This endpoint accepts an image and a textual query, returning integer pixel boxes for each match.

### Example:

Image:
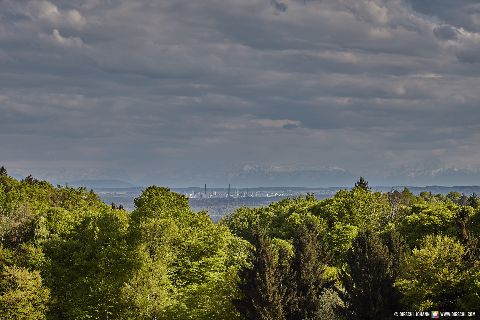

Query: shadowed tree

[467,193,479,209]
[288,220,332,320]
[381,229,408,280]
[234,230,292,320]
[0,166,7,177]
[455,207,478,263]
[354,177,370,191]
[339,230,401,320]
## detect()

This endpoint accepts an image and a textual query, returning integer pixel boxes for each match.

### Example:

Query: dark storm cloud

[1,0,480,186]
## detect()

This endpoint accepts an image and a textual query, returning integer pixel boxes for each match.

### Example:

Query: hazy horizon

[7,172,480,190]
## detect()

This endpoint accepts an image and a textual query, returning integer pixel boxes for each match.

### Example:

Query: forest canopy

[0,168,479,319]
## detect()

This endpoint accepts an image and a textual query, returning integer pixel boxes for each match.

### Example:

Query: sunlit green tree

[396,235,466,310]
[0,265,50,320]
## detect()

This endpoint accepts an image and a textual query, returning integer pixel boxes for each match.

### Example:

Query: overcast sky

[1,0,480,187]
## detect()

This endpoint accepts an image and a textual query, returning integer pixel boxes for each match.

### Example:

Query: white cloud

[254,119,301,128]
[51,29,84,47]
[26,1,86,28]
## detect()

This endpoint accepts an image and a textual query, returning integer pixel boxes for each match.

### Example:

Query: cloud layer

[1,0,480,186]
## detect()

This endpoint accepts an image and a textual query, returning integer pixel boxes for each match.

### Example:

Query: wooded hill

[1,167,479,319]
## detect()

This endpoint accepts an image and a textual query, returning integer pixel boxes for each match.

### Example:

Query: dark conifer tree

[456,206,478,263]
[354,177,370,191]
[235,230,291,320]
[381,229,408,279]
[459,193,469,206]
[339,230,401,320]
[22,175,38,185]
[0,166,7,176]
[287,221,332,320]
[467,193,479,209]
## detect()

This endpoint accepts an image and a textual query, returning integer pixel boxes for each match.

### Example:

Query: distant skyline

[2,0,480,187]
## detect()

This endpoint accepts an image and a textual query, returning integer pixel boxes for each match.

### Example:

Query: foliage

[399,203,457,247]
[128,186,248,320]
[288,220,332,320]
[316,288,344,320]
[354,177,370,191]
[339,230,402,320]
[0,265,50,320]
[1,170,480,319]
[234,230,293,320]
[1,175,248,319]
[44,209,134,319]
[395,235,467,310]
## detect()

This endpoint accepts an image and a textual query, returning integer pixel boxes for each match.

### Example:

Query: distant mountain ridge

[389,167,480,186]
[229,165,356,187]
[68,179,135,189]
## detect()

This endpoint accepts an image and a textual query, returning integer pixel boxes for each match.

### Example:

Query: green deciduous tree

[2,173,480,319]
[396,235,466,310]
[45,209,135,320]
[399,203,457,247]
[129,186,247,320]
[0,265,50,320]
